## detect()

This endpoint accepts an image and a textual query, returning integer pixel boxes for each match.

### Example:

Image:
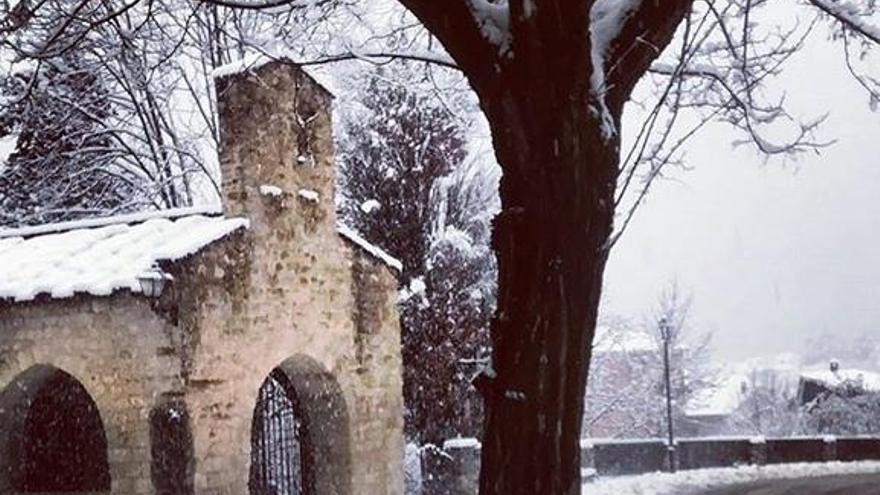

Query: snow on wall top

[336,222,402,272]
[211,50,338,97]
[0,207,249,302]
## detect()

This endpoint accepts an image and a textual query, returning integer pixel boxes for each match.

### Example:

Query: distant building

[797,360,880,406]
[684,354,802,436]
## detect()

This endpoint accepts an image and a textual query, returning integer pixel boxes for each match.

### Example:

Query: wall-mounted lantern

[138,265,173,298]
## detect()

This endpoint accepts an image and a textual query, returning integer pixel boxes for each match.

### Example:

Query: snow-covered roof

[685,353,880,417]
[211,50,338,97]
[800,368,880,392]
[0,207,249,302]
[686,353,802,417]
[336,222,402,272]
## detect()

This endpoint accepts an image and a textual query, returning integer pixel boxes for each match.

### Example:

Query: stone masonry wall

[0,60,405,495]
[173,60,404,494]
[0,295,184,494]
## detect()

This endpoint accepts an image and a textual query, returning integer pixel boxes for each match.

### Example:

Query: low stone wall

[837,437,880,461]
[764,437,829,465]
[433,436,880,494]
[587,439,669,475]
[677,438,753,470]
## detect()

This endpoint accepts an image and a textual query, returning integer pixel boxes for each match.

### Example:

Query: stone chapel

[0,60,404,494]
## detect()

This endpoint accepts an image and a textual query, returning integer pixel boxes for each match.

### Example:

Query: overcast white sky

[601,21,880,364]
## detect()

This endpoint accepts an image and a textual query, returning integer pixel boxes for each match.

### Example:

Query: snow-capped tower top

[215,60,335,228]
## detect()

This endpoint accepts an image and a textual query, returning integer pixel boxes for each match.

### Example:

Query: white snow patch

[360,199,381,214]
[399,276,426,303]
[259,184,284,197]
[297,189,320,203]
[443,437,481,449]
[211,49,338,96]
[0,205,221,239]
[0,132,18,174]
[583,461,880,494]
[686,353,803,416]
[589,0,641,139]
[0,209,248,302]
[467,0,512,56]
[336,222,402,272]
[687,354,880,417]
[801,367,880,391]
[811,0,880,43]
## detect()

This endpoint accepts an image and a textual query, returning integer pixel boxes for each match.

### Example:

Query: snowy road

[582,461,880,495]
[696,472,880,494]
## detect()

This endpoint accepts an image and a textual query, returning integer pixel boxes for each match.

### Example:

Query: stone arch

[0,364,111,493]
[249,354,352,495]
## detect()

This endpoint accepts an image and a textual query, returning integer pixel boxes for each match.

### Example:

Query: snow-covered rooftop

[0,207,249,302]
[800,367,880,391]
[686,353,880,417]
[337,221,402,272]
[686,353,803,417]
[211,50,338,97]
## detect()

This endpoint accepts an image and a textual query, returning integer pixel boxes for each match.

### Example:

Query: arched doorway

[249,369,307,495]
[0,365,111,493]
[249,355,351,495]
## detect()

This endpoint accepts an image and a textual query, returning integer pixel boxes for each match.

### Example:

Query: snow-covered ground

[582,461,880,495]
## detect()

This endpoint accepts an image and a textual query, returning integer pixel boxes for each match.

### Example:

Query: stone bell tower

[197,59,405,494]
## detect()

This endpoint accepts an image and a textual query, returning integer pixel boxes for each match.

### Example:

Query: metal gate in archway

[249,369,308,495]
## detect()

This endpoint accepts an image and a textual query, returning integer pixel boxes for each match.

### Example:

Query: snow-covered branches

[808,0,880,45]
[336,64,497,448]
[607,0,878,246]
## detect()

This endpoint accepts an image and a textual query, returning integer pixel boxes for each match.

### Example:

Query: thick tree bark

[479,118,617,495]
[477,52,619,495]
[395,1,693,493]
[469,4,620,494]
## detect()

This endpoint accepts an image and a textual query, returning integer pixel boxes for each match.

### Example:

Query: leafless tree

[585,285,717,438]
[729,367,803,437]
[1,0,878,492]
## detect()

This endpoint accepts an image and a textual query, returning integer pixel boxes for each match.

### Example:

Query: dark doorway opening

[0,365,111,493]
[249,368,310,495]
[150,399,194,495]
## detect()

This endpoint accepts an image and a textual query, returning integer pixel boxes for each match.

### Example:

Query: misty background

[603,25,880,364]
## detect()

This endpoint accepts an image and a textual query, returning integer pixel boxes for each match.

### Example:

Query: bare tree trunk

[394,3,692,493]
[477,75,620,494]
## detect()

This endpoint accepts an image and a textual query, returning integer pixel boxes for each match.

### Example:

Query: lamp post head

[137,265,173,298]
[658,316,669,339]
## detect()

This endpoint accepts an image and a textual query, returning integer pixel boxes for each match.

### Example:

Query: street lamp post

[659,316,677,472]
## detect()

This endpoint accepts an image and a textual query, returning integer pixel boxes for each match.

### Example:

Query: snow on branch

[466,0,512,55]
[590,0,643,92]
[808,0,880,45]
[196,0,330,11]
[589,0,643,139]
